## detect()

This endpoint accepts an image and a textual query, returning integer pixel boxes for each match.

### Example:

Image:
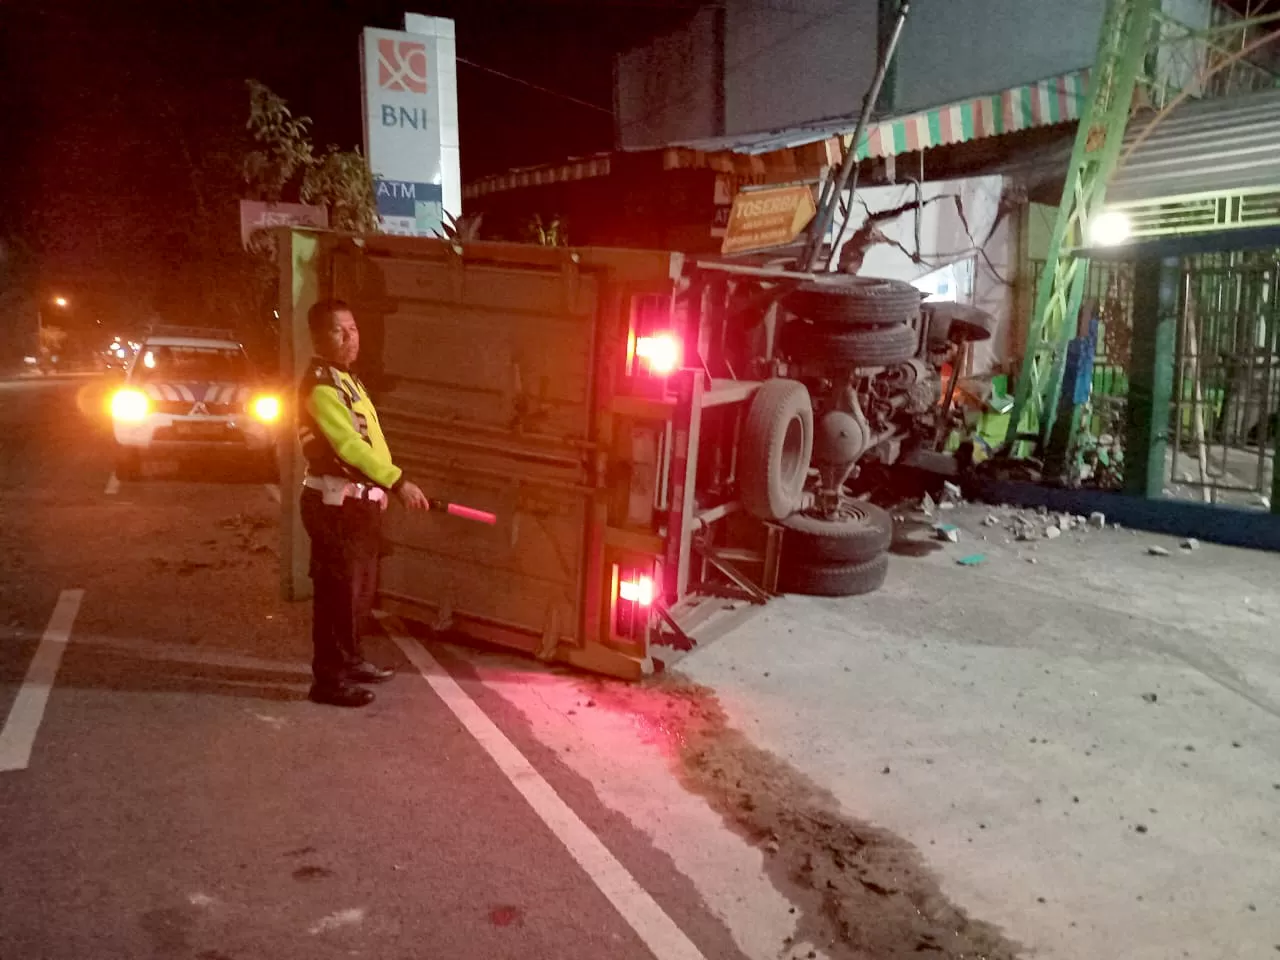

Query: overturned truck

[277,232,990,678]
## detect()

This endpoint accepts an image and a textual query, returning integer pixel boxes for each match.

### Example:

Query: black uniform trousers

[300,488,382,687]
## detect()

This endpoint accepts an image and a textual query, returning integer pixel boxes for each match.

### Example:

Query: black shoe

[308,683,376,708]
[344,661,395,685]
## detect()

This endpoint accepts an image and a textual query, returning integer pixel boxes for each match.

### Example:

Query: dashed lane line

[387,621,707,960]
[0,589,85,772]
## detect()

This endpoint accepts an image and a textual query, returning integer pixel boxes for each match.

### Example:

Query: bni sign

[361,16,461,236]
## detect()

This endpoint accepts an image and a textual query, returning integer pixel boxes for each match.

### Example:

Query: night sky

[0,0,703,330]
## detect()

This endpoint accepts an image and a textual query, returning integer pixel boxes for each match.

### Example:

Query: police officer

[298,298,429,707]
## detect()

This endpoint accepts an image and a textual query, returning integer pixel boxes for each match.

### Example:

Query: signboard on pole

[239,201,328,249]
[360,14,461,236]
[720,185,818,255]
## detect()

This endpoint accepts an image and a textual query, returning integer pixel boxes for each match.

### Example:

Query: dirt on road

[588,678,1023,960]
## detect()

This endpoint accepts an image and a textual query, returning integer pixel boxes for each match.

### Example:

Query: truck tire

[780,320,918,367]
[740,379,813,521]
[779,553,890,597]
[780,502,893,565]
[785,278,921,327]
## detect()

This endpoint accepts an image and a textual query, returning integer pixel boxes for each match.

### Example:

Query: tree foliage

[525,215,568,247]
[243,80,377,233]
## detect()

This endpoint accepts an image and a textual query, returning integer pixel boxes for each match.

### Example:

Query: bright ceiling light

[1090,210,1132,247]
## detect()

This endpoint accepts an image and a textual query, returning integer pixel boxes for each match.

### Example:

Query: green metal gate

[1026,251,1279,506]
[1169,251,1279,506]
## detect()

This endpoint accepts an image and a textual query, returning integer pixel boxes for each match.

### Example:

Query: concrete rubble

[912,495,1114,551]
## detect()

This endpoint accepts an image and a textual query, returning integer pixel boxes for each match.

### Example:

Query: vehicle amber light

[111,388,149,422]
[619,575,654,607]
[635,333,680,376]
[251,395,281,422]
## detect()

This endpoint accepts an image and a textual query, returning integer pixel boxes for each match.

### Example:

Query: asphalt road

[0,378,745,960]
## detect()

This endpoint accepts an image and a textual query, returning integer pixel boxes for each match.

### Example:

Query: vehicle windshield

[134,345,249,381]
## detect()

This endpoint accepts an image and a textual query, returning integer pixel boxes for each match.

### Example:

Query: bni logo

[377,38,428,94]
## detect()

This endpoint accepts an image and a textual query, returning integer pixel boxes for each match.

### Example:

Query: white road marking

[0,589,85,772]
[309,907,365,934]
[266,483,280,503]
[105,472,120,495]
[388,625,708,960]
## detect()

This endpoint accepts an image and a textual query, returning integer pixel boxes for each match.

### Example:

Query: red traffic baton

[428,498,497,525]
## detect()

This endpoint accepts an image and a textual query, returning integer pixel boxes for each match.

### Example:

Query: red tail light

[618,575,654,607]
[634,333,681,377]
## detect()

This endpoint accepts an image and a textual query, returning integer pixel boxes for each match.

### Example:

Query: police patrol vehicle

[110,326,281,478]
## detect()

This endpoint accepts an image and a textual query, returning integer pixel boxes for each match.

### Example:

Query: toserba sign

[720,185,818,255]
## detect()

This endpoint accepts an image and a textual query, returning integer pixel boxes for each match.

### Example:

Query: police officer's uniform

[297,357,404,695]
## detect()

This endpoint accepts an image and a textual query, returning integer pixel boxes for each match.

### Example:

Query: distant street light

[53,296,69,308]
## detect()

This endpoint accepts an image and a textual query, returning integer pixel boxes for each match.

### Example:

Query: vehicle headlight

[111,388,150,422]
[250,395,281,422]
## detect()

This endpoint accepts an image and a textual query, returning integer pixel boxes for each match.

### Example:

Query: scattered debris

[881,766,892,775]
[921,493,937,516]
[1148,546,1170,557]
[934,523,960,543]
[942,481,963,502]
[1180,538,1200,551]
[1141,693,1158,704]
[1026,557,1039,565]
[938,501,957,511]
[983,514,1001,527]
[1088,512,1107,529]
[1044,526,1062,540]
[1134,824,1148,834]
[956,554,987,567]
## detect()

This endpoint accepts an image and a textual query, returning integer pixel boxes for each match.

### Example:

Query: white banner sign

[361,15,461,237]
[239,201,328,248]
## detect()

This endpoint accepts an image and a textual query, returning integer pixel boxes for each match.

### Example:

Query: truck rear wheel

[740,379,813,522]
[780,320,918,367]
[779,553,890,597]
[785,277,922,327]
[780,502,893,565]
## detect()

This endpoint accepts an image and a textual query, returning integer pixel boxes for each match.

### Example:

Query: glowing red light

[618,575,654,607]
[635,334,680,376]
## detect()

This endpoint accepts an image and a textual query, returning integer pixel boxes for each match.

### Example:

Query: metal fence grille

[1170,251,1279,505]
[1028,259,1134,442]
[1025,252,1279,505]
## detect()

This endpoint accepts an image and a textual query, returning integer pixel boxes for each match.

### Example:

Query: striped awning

[466,155,613,199]
[852,69,1091,160]
[464,70,1093,201]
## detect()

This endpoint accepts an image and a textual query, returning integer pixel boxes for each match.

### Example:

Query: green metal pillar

[1005,0,1158,455]
[1123,256,1179,499]
[279,229,321,602]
